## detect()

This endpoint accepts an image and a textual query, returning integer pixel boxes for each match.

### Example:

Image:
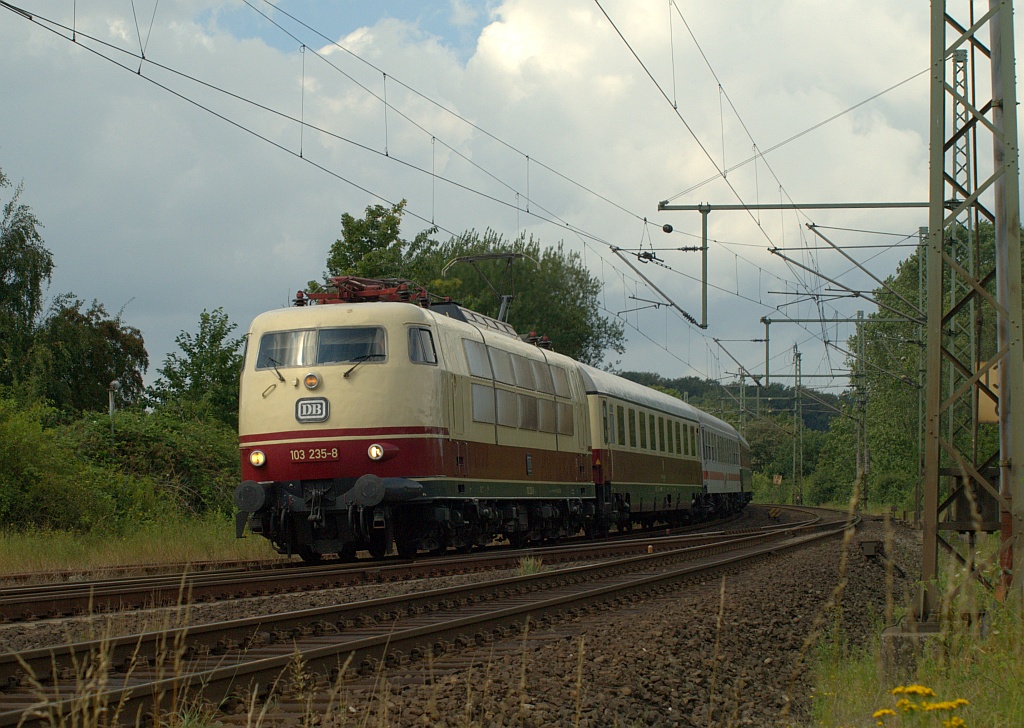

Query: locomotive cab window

[408,328,437,364]
[256,329,315,369]
[317,327,385,364]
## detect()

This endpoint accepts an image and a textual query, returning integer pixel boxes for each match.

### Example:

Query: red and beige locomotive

[233,277,752,562]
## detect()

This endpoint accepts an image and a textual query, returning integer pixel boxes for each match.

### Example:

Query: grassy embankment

[0,515,279,575]
[809,523,1022,727]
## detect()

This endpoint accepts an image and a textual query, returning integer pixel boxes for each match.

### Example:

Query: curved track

[0,506,853,727]
[0,512,760,622]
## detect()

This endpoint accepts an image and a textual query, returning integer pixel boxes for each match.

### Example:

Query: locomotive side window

[519,394,539,430]
[639,412,647,449]
[471,383,496,423]
[608,402,616,444]
[551,367,570,398]
[601,401,609,444]
[463,339,492,378]
[649,415,656,452]
[490,348,515,385]
[658,417,666,452]
[556,402,574,435]
[511,354,536,390]
[256,329,315,369]
[616,406,626,446]
[665,419,672,454]
[691,427,698,458]
[318,327,385,364]
[533,360,555,394]
[496,388,518,427]
[676,422,682,455]
[538,399,557,432]
[408,328,437,364]
[628,409,637,447]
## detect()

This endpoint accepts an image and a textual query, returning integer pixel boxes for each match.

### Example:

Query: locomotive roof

[248,301,437,331]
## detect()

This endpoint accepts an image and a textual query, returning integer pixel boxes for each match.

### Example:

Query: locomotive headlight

[249,450,267,467]
[367,443,385,461]
[303,373,320,389]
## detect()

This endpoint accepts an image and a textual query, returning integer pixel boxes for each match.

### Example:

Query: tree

[317,204,625,367]
[147,308,244,427]
[423,230,625,366]
[28,295,148,413]
[322,200,438,283]
[0,166,53,386]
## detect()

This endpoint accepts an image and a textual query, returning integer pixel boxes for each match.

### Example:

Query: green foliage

[323,199,437,282]
[27,295,149,414]
[0,396,164,532]
[63,402,240,517]
[0,166,53,387]
[148,308,244,428]
[424,230,625,366]
[317,203,625,366]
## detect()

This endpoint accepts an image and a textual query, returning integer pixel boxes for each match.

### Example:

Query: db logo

[295,397,330,423]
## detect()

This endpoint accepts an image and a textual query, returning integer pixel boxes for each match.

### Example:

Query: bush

[0,397,165,532]
[60,399,240,517]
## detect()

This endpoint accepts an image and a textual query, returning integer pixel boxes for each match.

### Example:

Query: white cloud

[0,0,1015,392]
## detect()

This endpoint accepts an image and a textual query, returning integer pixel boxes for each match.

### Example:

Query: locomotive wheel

[367,529,390,559]
[297,545,322,565]
[336,542,358,562]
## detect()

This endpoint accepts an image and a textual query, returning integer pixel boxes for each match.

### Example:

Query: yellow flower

[942,717,967,728]
[873,708,897,719]
[892,684,936,697]
[895,698,918,712]
[922,698,971,712]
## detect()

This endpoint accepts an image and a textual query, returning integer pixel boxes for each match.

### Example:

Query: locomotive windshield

[255,327,386,369]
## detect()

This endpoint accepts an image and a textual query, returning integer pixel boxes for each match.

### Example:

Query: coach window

[408,328,437,364]
[658,417,666,452]
[463,339,492,378]
[617,406,626,446]
[256,329,315,369]
[676,422,682,455]
[628,409,637,447]
[639,412,648,449]
[649,416,657,452]
[691,427,698,458]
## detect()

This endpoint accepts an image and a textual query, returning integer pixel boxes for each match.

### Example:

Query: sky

[0,1,1015,402]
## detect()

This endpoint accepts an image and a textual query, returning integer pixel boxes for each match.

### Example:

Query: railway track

[0,507,852,727]
[0,512,761,623]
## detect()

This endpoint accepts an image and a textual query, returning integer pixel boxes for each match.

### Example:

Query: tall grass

[811,525,1024,727]
[0,513,278,575]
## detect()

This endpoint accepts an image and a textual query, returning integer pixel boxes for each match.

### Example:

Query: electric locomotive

[233,277,751,561]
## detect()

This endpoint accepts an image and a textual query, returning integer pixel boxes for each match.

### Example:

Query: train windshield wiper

[343,353,384,378]
[266,357,285,382]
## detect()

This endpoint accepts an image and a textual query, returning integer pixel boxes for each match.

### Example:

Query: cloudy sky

[0,1,1013,398]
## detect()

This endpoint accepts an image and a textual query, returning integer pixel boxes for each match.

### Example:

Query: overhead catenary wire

[3,1,882,392]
